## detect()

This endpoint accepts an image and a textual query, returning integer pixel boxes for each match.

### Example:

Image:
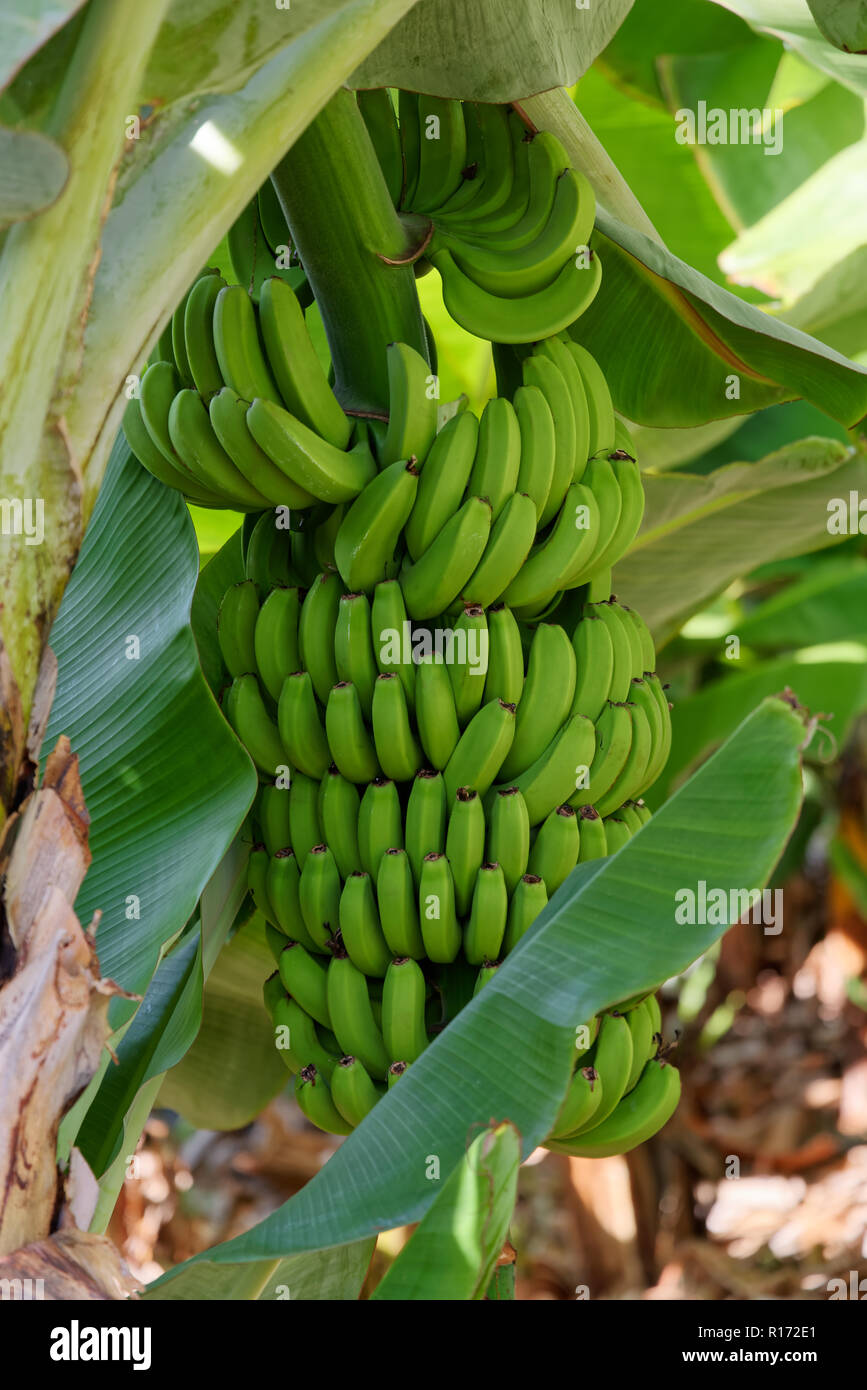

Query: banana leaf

[0,0,86,96]
[143,1242,375,1301]
[0,126,68,226]
[711,0,867,96]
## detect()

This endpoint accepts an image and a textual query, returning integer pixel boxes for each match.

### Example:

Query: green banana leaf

[40,439,256,1000]
[160,915,288,1131]
[710,0,867,97]
[736,557,867,647]
[350,0,633,100]
[143,1242,376,1301]
[0,0,86,97]
[597,0,751,107]
[781,244,867,362]
[612,439,867,640]
[0,125,68,226]
[75,929,203,1178]
[371,1121,520,1300]
[147,694,806,1285]
[191,527,245,696]
[654,643,867,801]
[806,0,867,50]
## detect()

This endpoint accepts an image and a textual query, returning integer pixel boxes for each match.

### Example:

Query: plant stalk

[272,88,428,414]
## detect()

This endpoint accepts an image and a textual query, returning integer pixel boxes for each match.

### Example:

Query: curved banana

[258,276,351,448]
[484,603,524,707]
[267,850,322,953]
[536,335,591,481]
[514,383,556,523]
[443,697,516,803]
[125,392,223,505]
[503,872,548,952]
[595,701,653,817]
[248,844,275,925]
[418,853,461,963]
[504,483,600,611]
[295,1066,353,1136]
[569,700,631,810]
[404,410,479,562]
[464,861,508,965]
[382,956,430,1063]
[380,341,438,469]
[254,586,301,702]
[576,805,608,861]
[453,130,567,249]
[549,1065,603,1140]
[358,776,404,879]
[247,398,377,504]
[496,711,596,827]
[570,611,615,723]
[218,580,259,679]
[415,654,461,771]
[331,1054,384,1127]
[334,591,378,719]
[447,604,488,726]
[326,681,380,784]
[357,88,403,206]
[576,1011,634,1132]
[183,271,226,400]
[326,949,391,1079]
[445,785,486,917]
[547,1059,680,1157]
[278,941,331,1028]
[278,998,340,1080]
[527,804,580,895]
[213,284,281,404]
[431,246,602,346]
[298,843,342,951]
[371,673,423,782]
[256,784,292,858]
[278,670,331,780]
[405,770,447,884]
[461,491,537,609]
[499,622,576,780]
[486,787,530,895]
[565,340,615,458]
[436,101,514,224]
[412,96,467,213]
[468,396,521,520]
[318,766,362,880]
[287,771,322,868]
[168,388,271,508]
[339,870,392,976]
[401,495,492,620]
[377,847,425,958]
[602,815,631,853]
[372,578,416,710]
[298,570,341,705]
[231,674,286,776]
[586,600,634,703]
[334,458,419,593]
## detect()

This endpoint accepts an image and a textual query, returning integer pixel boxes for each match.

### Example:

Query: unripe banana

[473,962,501,995]
[606,599,645,681]
[387,1060,408,1088]
[258,276,351,448]
[275,998,340,1081]
[256,784,292,858]
[331,1055,384,1128]
[404,411,478,561]
[380,341,438,468]
[298,570,341,705]
[401,495,492,620]
[267,849,322,953]
[549,1065,602,1140]
[448,604,489,725]
[504,482,600,611]
[334,592,378,719]
[633,799,652,827]
[576,805,608,861]
[620,601,656,675]
[266,921,288,965]
[565,341,615,458]
[527,804,580,896]
[578,1011,634,1132]
[288,771,322,868]
[464,862,509,965]
[570,611,615,723]
[595,701,653,817]
[602,815,632,853]
[487,786,530,895]
[357,777,403,879]
[443,697,516,804]
[569,700,631,809]
[319,766,362,879]
[521,353,575,527]
[412,95,468,212]
[495,711,596,827]
[326,949,390,1079]
[624,999,655,1094]
[499,623,576,779]
[405,769,448,884]
[371,673,423,782]
[210,387,315,510]
[536,334,591,480]
[231,674,287,776]
[262,970,285,1023]
[484,603,524,707]
[430,246,602,346]
[334,458,419,593]
[415,653,461,771]
[248,844,275,924]
[461,491,537,610]
[377,848,425,958]
[382,956,430,1064]
[247,398,377,504]
[278,940,332,1028]
[299,843,342,950]
[339,870,392,976]
[183,271,226,399]
[546,1059,680,1157]
[468,395,521,520]
[503,872,548,953]
[295,1065,353,1136]
[218,581,259,678]
[254,586,301,702]
[513,382,556,523]
[325,681,380,784]
[244,509,298,590]
[418,853,461,963]
[125,391,223,505]
[371,579,416,709]
[357,88,403,205]
[278,670,331,780]
[445,786,487,917]
[213,284,281,404]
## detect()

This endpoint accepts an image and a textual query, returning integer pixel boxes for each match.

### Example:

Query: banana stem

[272,88,428,415]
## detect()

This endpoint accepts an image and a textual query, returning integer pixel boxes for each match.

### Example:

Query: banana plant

[1,0,865,1301]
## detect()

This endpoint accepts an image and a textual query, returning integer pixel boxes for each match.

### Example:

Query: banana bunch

[358,91,601,343]
[123,269,378,511]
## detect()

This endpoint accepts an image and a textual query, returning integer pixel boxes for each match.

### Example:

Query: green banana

[398,90,422,208]
[244,509,298,589]
[266,849,314,947]
[331,1055,384,1128]
[569,700,632,810]
[125,392,223,505]
[334,592,378,719]
[295,1066,353,1136]
[258,276,351,448]
[644,674,672,788]
[265,921,288,965]
[504,483,600,610]
[254,586,301,701]
[595,701,653,817]
[170,281,198,388]
[412,96,467,213]
[602,815,631,853]
[549,1065,603,1140]
[278,671,331,779]
[520,354,573,527]
[357,88,403,206]
[570,611,615,723]
[209,386,316,510]
[633,799,652,827]
[586,600,634,703]
[371,578,416,710]
[248,844,275,924]
[318,766,362,879]
[382,956,430,1063]
[603,600,643,686]
[277,998,339,1080]
[574,453,622,580]
[461,491,537,609]
[577,1011,634,1132]
[514,383,556,523]
[448,604,489,725]
[576,805,608,861]
[299,842,342,951]
[430,103,485,217]
[496,711,596,827]
[454,108,531,232]
[547,1059,680,1157]
[453,129,566,248]
[326,949,390,1079]
[405,769,447,884]
[503,872,548,952]
[628,677,665,783]
[624,999,655,1094]
[401,495,492,620]
[620,602,656,676]
[183,272,226,399]
[474,962,501,994]
[213,284,281,404]
[467,395,521,520]
[257,177,291,256]
[288,771,322,868]
[380,341,438,469]
[404,410,479,561]
[464,861,508,965]
[418,853,461,963]
[227,196,274,300]
[326,681,380,783]
[617,802,644,837]
[334,458,419,593]
[599,451,645,570]
[445,786,487,917]
[278,941,331,1028]
[527,804,580,896]
[415,654,461,770]
[377,847,425,959]
[437,101,514,223]
[339,870,392,976]
[247,397,377,504]
[443,697,516,803]
[565,340,616,458]
[499,622,576,780]
[430,246,602,346]
[358,777,404,879]
[487,786,530,895]
[535,334,591,481]
[484,603,524,706]
[262,970,285,1022]
[388,1060,408,1087]
[256,784,292,857]
[298,570,341,705]
[168,389,272,508]
[371,673,423,782]
[230,674,287,776]
[218,581,259,678]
